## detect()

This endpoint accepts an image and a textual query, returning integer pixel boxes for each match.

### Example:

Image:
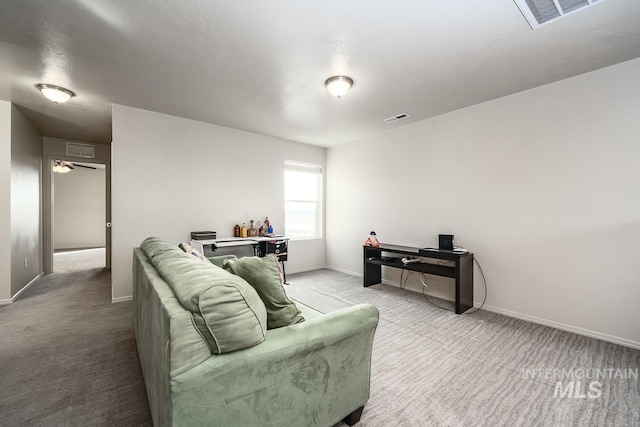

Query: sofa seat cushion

[141,237,267,354]
[223,254,305,329]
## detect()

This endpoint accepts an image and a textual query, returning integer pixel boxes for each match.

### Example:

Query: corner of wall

[0,101,12,301]
[9,104,43,297]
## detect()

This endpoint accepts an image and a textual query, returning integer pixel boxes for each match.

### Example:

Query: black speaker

[439,234,454,251]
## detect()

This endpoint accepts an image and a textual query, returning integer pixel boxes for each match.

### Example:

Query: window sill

[288,236,323,242]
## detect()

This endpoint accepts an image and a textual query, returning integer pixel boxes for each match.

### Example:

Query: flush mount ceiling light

[36,83,75,103]
[325,76,353,98]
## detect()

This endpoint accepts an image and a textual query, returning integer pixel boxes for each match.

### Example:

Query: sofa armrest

[170,303,379,427]
[210,302,378,365]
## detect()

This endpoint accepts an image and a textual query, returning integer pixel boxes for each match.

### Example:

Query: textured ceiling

[1,0,640,147]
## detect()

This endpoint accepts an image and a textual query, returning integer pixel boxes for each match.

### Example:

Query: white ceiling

[1,0,640,147]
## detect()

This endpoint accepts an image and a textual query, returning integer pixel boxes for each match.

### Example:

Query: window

[284,161,322,239]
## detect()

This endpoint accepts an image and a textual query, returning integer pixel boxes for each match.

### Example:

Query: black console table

[363,244,474,314]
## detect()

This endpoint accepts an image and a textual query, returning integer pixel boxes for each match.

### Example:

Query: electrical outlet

[24,258,28,268]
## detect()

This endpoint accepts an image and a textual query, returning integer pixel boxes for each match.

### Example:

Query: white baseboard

[288,264,329,275]
[11,273,44,302]
[480,303,640,350]
[326,267,640,350]
[112,295,132,303]
[326,265,361,277]
[0,298,11,305]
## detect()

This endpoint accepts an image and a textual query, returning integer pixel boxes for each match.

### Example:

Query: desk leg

[456,255,474,314]
[281,261,289,285]
[363,247,381,287]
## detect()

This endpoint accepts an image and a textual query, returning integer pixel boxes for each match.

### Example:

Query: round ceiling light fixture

[36,83,76,103]
[324,75,353,98]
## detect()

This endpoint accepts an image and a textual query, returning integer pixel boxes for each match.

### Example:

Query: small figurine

[364,231,380,247]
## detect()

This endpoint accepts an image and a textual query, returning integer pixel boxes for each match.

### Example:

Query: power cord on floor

[419,273,451,311]
[463,257,488,314]
[416,255,488,314]
[400,268,410,290]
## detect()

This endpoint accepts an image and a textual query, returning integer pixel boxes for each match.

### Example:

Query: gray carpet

[53,247,106,273]
[286,270,640,427]
[0,250,151,426]
[1,251,638,427]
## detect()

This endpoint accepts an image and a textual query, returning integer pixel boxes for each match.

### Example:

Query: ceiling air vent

[66,142,95,158]
[384,113,411,123]
[513,0,605,29]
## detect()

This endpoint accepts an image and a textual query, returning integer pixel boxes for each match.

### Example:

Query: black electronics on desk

[439,234,454,251]
[258,239,288,262]
[191,231,217,240]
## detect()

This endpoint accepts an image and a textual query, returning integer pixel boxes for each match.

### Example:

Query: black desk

[363,244,474,314]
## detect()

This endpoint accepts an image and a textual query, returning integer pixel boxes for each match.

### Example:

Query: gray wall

[10,104,42,297]
[54,166,106,250]
[111,105,326,301]
[326,57,640,349]
[0,101,11,302]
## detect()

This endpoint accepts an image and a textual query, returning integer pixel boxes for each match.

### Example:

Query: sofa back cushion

[223,254,305,329]
[140,237,267,354]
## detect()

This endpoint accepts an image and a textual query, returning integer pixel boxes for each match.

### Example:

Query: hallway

[0,249,151,426]
[53,247,106,273]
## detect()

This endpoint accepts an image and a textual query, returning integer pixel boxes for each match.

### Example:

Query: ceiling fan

[53,160,97,174]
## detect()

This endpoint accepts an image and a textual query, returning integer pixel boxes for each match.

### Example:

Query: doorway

[52,160,107,272]
[43,156,111,276]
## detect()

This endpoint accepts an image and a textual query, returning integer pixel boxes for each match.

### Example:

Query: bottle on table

[248,220,258,237]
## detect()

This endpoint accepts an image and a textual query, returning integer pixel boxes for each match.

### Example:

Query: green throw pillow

[224,254,304,329]
[142,237,267,354]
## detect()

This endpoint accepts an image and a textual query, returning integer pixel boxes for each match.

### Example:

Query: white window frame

[284,160,323,240]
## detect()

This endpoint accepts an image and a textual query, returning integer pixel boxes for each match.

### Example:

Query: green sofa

[132,237,379,427]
